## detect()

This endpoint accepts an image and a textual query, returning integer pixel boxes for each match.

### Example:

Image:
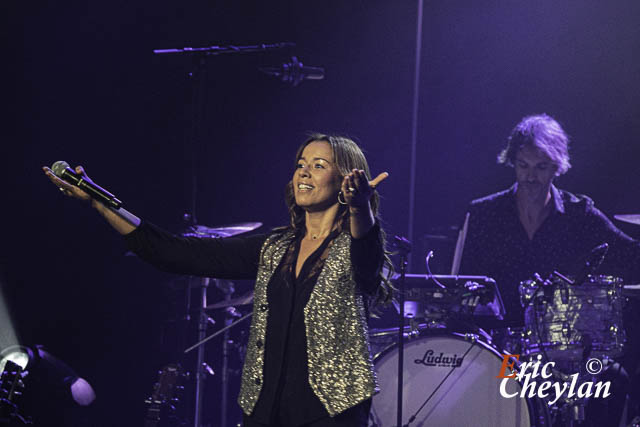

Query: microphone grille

[51,161,70,177]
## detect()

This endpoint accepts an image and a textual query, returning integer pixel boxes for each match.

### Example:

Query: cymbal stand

[183,310,252,425]
[215,280,236,427]
[393,236,412,427]
[188,277,216,427]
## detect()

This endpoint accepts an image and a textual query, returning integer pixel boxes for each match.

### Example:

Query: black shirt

[252,229,339,425]
[124,222,383,425]
[459,184,640,327]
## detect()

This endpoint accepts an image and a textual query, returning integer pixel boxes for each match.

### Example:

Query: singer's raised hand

[341,169,389,239]
[340,170,389,209]
[42,164,139,234]
[43,165,92,202]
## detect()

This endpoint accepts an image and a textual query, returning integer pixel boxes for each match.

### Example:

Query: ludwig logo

[415,349,464,368]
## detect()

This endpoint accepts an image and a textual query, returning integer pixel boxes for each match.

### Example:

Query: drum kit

[370,273,550,427]
[368,212,640,427]
[369,271,640,426]
[158,216,640,427]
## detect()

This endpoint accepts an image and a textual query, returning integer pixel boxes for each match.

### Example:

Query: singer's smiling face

[292,141,342,212]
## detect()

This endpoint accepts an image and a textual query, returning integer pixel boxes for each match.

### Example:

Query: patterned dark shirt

[459,184,640,327]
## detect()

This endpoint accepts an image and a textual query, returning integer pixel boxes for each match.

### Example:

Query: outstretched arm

[43,164,264,278]
[43,165,140,234]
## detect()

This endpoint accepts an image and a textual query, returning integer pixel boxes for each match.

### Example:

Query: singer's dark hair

[283,133,394,306]
[498,114,571,176]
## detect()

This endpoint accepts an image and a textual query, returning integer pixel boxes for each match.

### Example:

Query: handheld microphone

[51,161,122,209]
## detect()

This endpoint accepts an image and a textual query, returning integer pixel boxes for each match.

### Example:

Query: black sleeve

[351,222,384,295]
[123,221,268,280]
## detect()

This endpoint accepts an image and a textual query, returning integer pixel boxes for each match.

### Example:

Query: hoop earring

[337,191,347,205]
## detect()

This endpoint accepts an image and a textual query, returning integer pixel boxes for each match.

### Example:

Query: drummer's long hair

[498,113,572,176]
[284,133,394,306]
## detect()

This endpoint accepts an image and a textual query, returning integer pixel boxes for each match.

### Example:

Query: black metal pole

[393,236,411,427]
[397,253,407,427]
[194,277,209,427]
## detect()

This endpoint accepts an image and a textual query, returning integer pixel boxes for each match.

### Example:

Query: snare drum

[370,331,548,426]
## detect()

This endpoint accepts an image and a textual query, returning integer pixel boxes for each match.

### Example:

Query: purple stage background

[4,1,640,425]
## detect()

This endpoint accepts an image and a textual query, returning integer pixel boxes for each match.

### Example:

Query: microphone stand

[393,236,412,427]
[153,41,294,427]
[153,41,294,224]
[153,42,295,56]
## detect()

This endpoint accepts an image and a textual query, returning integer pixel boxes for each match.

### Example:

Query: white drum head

[370,333,531,427]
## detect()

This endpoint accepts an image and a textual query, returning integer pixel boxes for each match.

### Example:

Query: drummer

[457,114,640,425]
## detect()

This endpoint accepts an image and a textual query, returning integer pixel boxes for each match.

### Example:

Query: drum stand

[547,367,591,426]
[185,276,248,427]
[187,277,217,427]
[215,280,236,427]
[184,294,253,427]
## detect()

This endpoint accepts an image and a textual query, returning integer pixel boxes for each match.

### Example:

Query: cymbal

[614,214,640,226]
[182,222,262,238]
[205,292,254,310]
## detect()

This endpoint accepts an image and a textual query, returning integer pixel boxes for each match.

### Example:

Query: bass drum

[370,332,548,427]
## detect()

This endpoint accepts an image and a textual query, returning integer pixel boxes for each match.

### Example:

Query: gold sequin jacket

[238,230,379,417]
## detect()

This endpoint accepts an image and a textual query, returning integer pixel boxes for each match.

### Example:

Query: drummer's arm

[585,206,640,280]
